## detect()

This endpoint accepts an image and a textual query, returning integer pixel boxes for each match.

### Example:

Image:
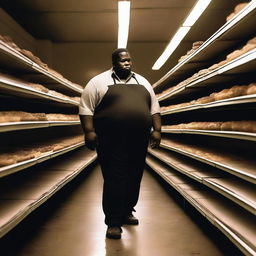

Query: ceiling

[0,0,242,85]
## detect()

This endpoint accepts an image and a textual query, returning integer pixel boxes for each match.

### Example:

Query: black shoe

[106,226,122,239]
[123,214,139,225]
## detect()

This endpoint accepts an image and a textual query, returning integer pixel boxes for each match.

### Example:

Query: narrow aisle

[2,164,230,256]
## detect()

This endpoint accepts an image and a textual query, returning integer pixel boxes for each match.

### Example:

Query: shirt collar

[111,68,136,84]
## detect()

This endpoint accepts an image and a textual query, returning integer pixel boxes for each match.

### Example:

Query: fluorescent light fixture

[152,0,212,70]
[118,1,131,48]
[183,0,212,26]
[152,27,191,70]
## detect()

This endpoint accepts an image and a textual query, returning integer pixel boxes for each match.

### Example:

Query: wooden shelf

[160,138,256,184]
[161,95,256,115]
[0,41,82,95]
[0,78,79,106]
[158,49,256,102]
[0,142,85,178]
[148,148,256,214]
[0,147,97,238]
[162,128,256,142]
[146,156,256,256]
[0,121,80,133]
[153,1,256,90]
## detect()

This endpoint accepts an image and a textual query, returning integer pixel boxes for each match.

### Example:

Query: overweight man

[79,48,161,239]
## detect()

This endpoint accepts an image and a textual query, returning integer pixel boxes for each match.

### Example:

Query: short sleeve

[138,76,160,115]
[148,86,160,115]
[79,80,98,115]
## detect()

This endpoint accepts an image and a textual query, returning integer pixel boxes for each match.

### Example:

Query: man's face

[115,52,132,74]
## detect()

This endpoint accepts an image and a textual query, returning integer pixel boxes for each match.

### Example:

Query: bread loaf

[19,49,48,69]
[0,111,22,123]
[208,63,219,71]
[220,122,233,131]
[247,37,256,45]
[0,154,16,167]
[226,2,249,21]
[231,121,256,133]
[246,83,256,95]
[211,85,247,101]
[192,41,204,49]
[26,83,49,93]
[234,3,249,13]
[0,35,20,51]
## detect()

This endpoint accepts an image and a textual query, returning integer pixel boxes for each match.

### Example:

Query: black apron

[94,78,152,226]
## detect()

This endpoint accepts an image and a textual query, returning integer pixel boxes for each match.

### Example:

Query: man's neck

[113,69,131,80]
[113,70,133,83]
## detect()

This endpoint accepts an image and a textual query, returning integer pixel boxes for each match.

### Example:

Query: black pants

[96,129,149,226]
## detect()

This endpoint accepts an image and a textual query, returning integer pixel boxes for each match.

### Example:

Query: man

[79,48,161,239]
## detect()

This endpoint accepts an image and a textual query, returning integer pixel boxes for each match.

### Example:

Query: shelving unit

[146,155,256,256]
[0,24,98,238]
[0,40,83,95]
[147,148,256,214]
[157,48,256,102]
[0,120,80,133]
[0,141,85,178]
[153,0,256,91]
[150,2,256,255]
[0,78,79,105]
[162,127,256,142]
[0,147,97,238]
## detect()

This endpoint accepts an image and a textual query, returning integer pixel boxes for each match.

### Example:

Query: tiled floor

[1,164,234,256]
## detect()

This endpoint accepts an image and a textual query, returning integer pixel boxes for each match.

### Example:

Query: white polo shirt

[79,69,160,116]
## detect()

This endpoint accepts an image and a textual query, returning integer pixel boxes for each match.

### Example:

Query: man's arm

[150,113,161,148]
[80,115,98,150]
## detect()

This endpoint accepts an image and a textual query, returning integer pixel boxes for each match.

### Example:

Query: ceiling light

[183,0,212,26]
[152,0,212,70]
[118,1,131,48]
[152,27,191,70]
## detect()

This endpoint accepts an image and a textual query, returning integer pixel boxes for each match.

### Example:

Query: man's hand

[150,130,161,149]
[85,131,98,150]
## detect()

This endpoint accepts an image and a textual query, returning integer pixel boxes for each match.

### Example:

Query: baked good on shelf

[0,35,20,51]
[178,41,204,62]
[197,69,208,77]
[226,2,249,21]
[220,122,233,131]
[241,43,256,53]
[231,121,256,133]
[191,95,214,104]
[19,112,37,121]
[211,85,247,101]
[14,149,36,162]
[217,59,228,67]
[226,35,256,62]
[32,113,48,121]
[19,49,48,69]
[226,49,242,61]
[234,2,249,13]
[46,68,64,79]
[192,41,204,50]
[26,83,49,93]
[4,111,48,122]
[70,96,81,103]
[46,114,79,121]
[48,90,70,100]
[204,122,223,130]
[0,154,17,167]
[0,111,23,123]
[208,63,219,71]
[220,121,256,133]
[246,83,256,95]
